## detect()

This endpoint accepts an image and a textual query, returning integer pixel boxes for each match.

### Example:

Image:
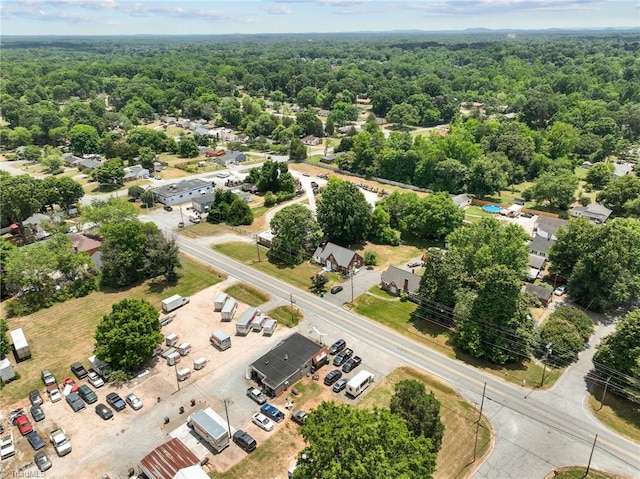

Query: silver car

[125,393,143,410]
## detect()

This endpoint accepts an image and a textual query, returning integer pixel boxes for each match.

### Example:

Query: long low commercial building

[151,178,213,206]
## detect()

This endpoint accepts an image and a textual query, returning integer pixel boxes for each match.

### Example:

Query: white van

[189,213,201,224]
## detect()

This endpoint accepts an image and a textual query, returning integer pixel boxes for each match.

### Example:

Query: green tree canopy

[295,402,436,479]
[0,319,9,358]
[82,197,138,227]
[528,170,579,209]
[0,174,45,242]
[534,317,585,366]
[596,175,640,214]
[68,124,101,155]
[268,204,321,265]
[100,220,148,287]
[94,299,163,372]
[316,177,372,245]
[592,309,640,402]
[389,379,445,452]
[548,217,594,279]
[94,158,125,186]
[585,162,614,189]
[401,192,464,241]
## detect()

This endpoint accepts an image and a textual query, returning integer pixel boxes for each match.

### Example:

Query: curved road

[176,236,640,479]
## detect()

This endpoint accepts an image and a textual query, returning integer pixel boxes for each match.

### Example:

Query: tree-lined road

[176,235,640,479]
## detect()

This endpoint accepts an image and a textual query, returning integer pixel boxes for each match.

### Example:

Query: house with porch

[313,242,363,274]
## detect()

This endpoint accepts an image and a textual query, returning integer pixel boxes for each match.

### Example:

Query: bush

[534,318,584,366]
[364,250,378,266]
[264,191,276,207]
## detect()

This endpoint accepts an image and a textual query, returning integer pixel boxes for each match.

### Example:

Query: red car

[62,377,79,393]
[16,415,33,436]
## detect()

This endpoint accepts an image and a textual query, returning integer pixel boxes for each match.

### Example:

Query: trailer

[10,328,31,360]
[177,368,191,381]
[210,330,231,351]
[189,407,230,453]
[251,315,268,332]
[236,307,260,336]
[220,298,238,321]
[194,357,207,370]
[177,342,191,356]
[161,294,190,313]
[310,348,330,373]
[166,351,181,366]
[214,293,229,312]
[165,333,179,347]
[345,370,374,399]
[262,319,277,336]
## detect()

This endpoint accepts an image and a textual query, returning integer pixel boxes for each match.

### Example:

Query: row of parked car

[324,339,363,392]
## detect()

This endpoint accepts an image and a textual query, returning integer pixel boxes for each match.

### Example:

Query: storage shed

[138,438,200,479]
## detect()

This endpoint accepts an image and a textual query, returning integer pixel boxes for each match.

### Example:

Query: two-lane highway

[177,236,639,479]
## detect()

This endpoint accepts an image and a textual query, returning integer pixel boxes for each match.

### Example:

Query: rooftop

[153,178,211,197]
[139,438,199,479]
[380,266,421,292]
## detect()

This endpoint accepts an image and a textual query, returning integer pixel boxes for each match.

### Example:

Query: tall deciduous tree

[401,192,464,241]
[289,137,307,162]
[295,402,436,479]
[268,204,321,265]
[468,155,509,197]
[94,158,125,186]
[0,319,9,358]
[100,220,147,287]
[143,229,181,283]
[94,299,163,372]
[596,175,640,214]
[316,177,372,245]
[548,217,594,279]
[0,174,44,242]
[178,136,199,158]
[68,124,101,155]
[82,197,138,226]
[389,379,445,452]
[416,249,465,315]
[585,162,614,189]
[528,170,579,209]
[593,309,640,402]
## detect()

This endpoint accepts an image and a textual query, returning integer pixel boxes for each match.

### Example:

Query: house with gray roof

[451,193,472,208]
[571,203,612,224]
[534,216,568,240]
[313,242,363,274]
[523,283,553,307]
[62,153,84,167]
[612,161,634,179]
[528,254,547,281]
[77,158,102,171]
[380,266,421,296]
[529,235,554,258]
[152,178,213,206]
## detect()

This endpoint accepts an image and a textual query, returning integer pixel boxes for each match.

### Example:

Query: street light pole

[174,362,181,392]
[540,342,552,388]
[350,269,354,304]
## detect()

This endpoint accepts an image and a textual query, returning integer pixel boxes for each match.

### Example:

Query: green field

[268,305,303,327]
[587,385,640,442]
[224,282,270,306]
[1,256,225,402]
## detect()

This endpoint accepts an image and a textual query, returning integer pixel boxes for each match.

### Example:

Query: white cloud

[262,4,293,14]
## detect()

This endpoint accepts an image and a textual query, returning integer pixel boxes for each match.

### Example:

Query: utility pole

[256,240,261,262]
[174,362,181,392]
[540,342,552,388]
[290,293,295,324]
[585,434,598,476]
[599,376,611,410]
[473,382,487,462]
[224,399,232,440]
[350,269,355,304]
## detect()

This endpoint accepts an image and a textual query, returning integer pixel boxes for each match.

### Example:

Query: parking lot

[1,278,395,479]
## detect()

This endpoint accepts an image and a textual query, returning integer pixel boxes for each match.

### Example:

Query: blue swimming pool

[482,205,501,214]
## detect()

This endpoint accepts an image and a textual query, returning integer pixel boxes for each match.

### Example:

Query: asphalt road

[176,236,640,479]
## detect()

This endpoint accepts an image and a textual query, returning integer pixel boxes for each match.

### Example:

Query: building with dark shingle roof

[313,242,363,274]
[380,266,421,296]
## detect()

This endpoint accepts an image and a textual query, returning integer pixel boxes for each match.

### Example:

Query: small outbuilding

[249,333,324,397]
[138,438,200,479]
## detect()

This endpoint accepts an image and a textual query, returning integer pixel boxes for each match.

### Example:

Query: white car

[48,387,62,403]
[554,286,567,296]
[88,371,105,388]
[125,393,143,410]
[49,428,71,456]
[252,413,274,432]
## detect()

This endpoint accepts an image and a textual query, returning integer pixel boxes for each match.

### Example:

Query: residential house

[123,165,149,182]
[62,153,83,168]
[152,178,213,206]
[313,242,364,274]
[317,109,331,117]
[257,230,275,248]
[67,233,102,256]
[205,148,226,158]
[355,98,372,106]
[528,254,547,281]
[213,150,247,166]
[160,116,177,125]
[337,125,362,135]
[302,135,322,146]
[380,266,421,296]
[534,216,568,240]
[374,117,387,125]
[581,161,594,169]
[523,284,553,307]
[529,235,554,258]
[571,203,612,224]
[192,192,216,214]
[77,158,102,171]
[451,193,472,208]
[612,161,634,179]
[504,112,517,120]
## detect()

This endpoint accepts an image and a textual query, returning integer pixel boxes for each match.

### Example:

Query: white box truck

[10,328,31,360]
[220,298,238,321]
[210,330,231,351]
[161,294,190,313]
[189,407,230,453]
[263,319,277,336]
[236,307,259,336]
[345,370,374,399]
[251,315,267,332]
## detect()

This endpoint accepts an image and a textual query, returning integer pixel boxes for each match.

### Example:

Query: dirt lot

[0,279,294,479]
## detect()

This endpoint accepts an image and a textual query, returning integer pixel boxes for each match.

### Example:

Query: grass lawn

[1,256,225,403]
[465,205,497,222]
[224,283,270,307]
[357,367,492,479]
[548,467,630,479]
[214,242,333,292]
[350,286,562,389]
[586,385,640,443]
[354,241,432,271]
[268,305,303,328]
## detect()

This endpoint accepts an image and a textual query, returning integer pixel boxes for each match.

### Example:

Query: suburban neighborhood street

[176,236,640,479]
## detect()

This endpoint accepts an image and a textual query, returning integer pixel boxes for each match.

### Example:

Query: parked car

[95,403,113,420]
[70,362,88,379]
[0,436,15,460]
[332,378,348,393]
[342,356,362,373]
[29,390,43,407]
[48,384,62,403]
[62,377,79,393]
[49,428,71,456]
[333,348,353,366]
[125,393,143,410]
[330,285,343,294]
[163,205,173,212]
[66,392,86,412]
[407,261,422,268]
[521,212,534,218]
[15,415,33,436]
[78,384,98,404]
[106,392,126,411]
[554,286,567,296]
[291,409,308,425]
[233,429,257,453]
[328,339,347,355]
[246,387,267,405]
[41,369,56,386]
[252,413,274,432]
[30,405,45,422]
[35,451,53,472]
[260,403,285,422]
[26,431,45,451]
[324,369,343,386]
[88,371,105,388]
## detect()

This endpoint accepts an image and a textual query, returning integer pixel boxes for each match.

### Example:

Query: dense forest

[1,32,639,212]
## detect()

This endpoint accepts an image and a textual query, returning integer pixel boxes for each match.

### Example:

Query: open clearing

[587,386,640,443]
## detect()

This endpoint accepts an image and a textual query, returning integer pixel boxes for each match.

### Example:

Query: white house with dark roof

[571,203,612,224]
[451,193,472,208]
[534,216,568,241]
[313,242,363,274]
[529,235,553,258]
[152,178,213,206]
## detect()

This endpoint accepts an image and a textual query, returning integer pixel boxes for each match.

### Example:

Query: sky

[0,0,638,36]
